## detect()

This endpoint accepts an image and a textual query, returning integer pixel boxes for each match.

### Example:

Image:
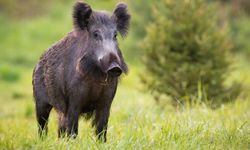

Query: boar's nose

[107,62,122,77]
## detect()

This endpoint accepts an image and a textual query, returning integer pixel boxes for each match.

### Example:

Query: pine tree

[142,0,240,106]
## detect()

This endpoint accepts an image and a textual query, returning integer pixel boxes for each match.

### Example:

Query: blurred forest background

[0,0,249,149]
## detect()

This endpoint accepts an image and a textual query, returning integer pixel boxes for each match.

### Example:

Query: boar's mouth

[77,54,126,79]
[106,62,122,77]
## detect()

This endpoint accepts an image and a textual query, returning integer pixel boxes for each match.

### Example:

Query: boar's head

[74,2,130,78]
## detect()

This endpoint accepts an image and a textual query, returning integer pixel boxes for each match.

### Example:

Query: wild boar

[32,1,130,142]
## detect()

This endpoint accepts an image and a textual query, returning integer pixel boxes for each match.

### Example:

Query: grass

[0,65,249,149]
[0,0,250,149]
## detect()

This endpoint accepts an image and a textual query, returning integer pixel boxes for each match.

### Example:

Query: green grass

[0,1,250,149]
[0,65,249,149]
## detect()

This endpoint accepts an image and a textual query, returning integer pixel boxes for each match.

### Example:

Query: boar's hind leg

[94,106,111,142]
[36,101,52,137]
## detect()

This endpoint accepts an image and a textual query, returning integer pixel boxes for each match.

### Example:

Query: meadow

[0,0,249,149]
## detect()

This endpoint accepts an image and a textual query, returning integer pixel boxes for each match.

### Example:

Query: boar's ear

[73,1,92,30]
[113,3,130,37]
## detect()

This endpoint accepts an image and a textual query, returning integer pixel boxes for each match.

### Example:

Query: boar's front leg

[94,106,111,142]
[66,103,80,138]
[58,113,67,138]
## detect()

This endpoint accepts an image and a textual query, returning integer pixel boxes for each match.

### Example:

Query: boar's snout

[99,52,123,77]
[107,62,122,77]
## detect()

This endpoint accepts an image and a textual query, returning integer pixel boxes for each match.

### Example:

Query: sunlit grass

[0,65,249,149]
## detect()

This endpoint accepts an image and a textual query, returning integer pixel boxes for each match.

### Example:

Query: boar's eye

[93,30,102,40]
[113,32,117,40]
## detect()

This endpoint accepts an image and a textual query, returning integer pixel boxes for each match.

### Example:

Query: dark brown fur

[32,1,130,142]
